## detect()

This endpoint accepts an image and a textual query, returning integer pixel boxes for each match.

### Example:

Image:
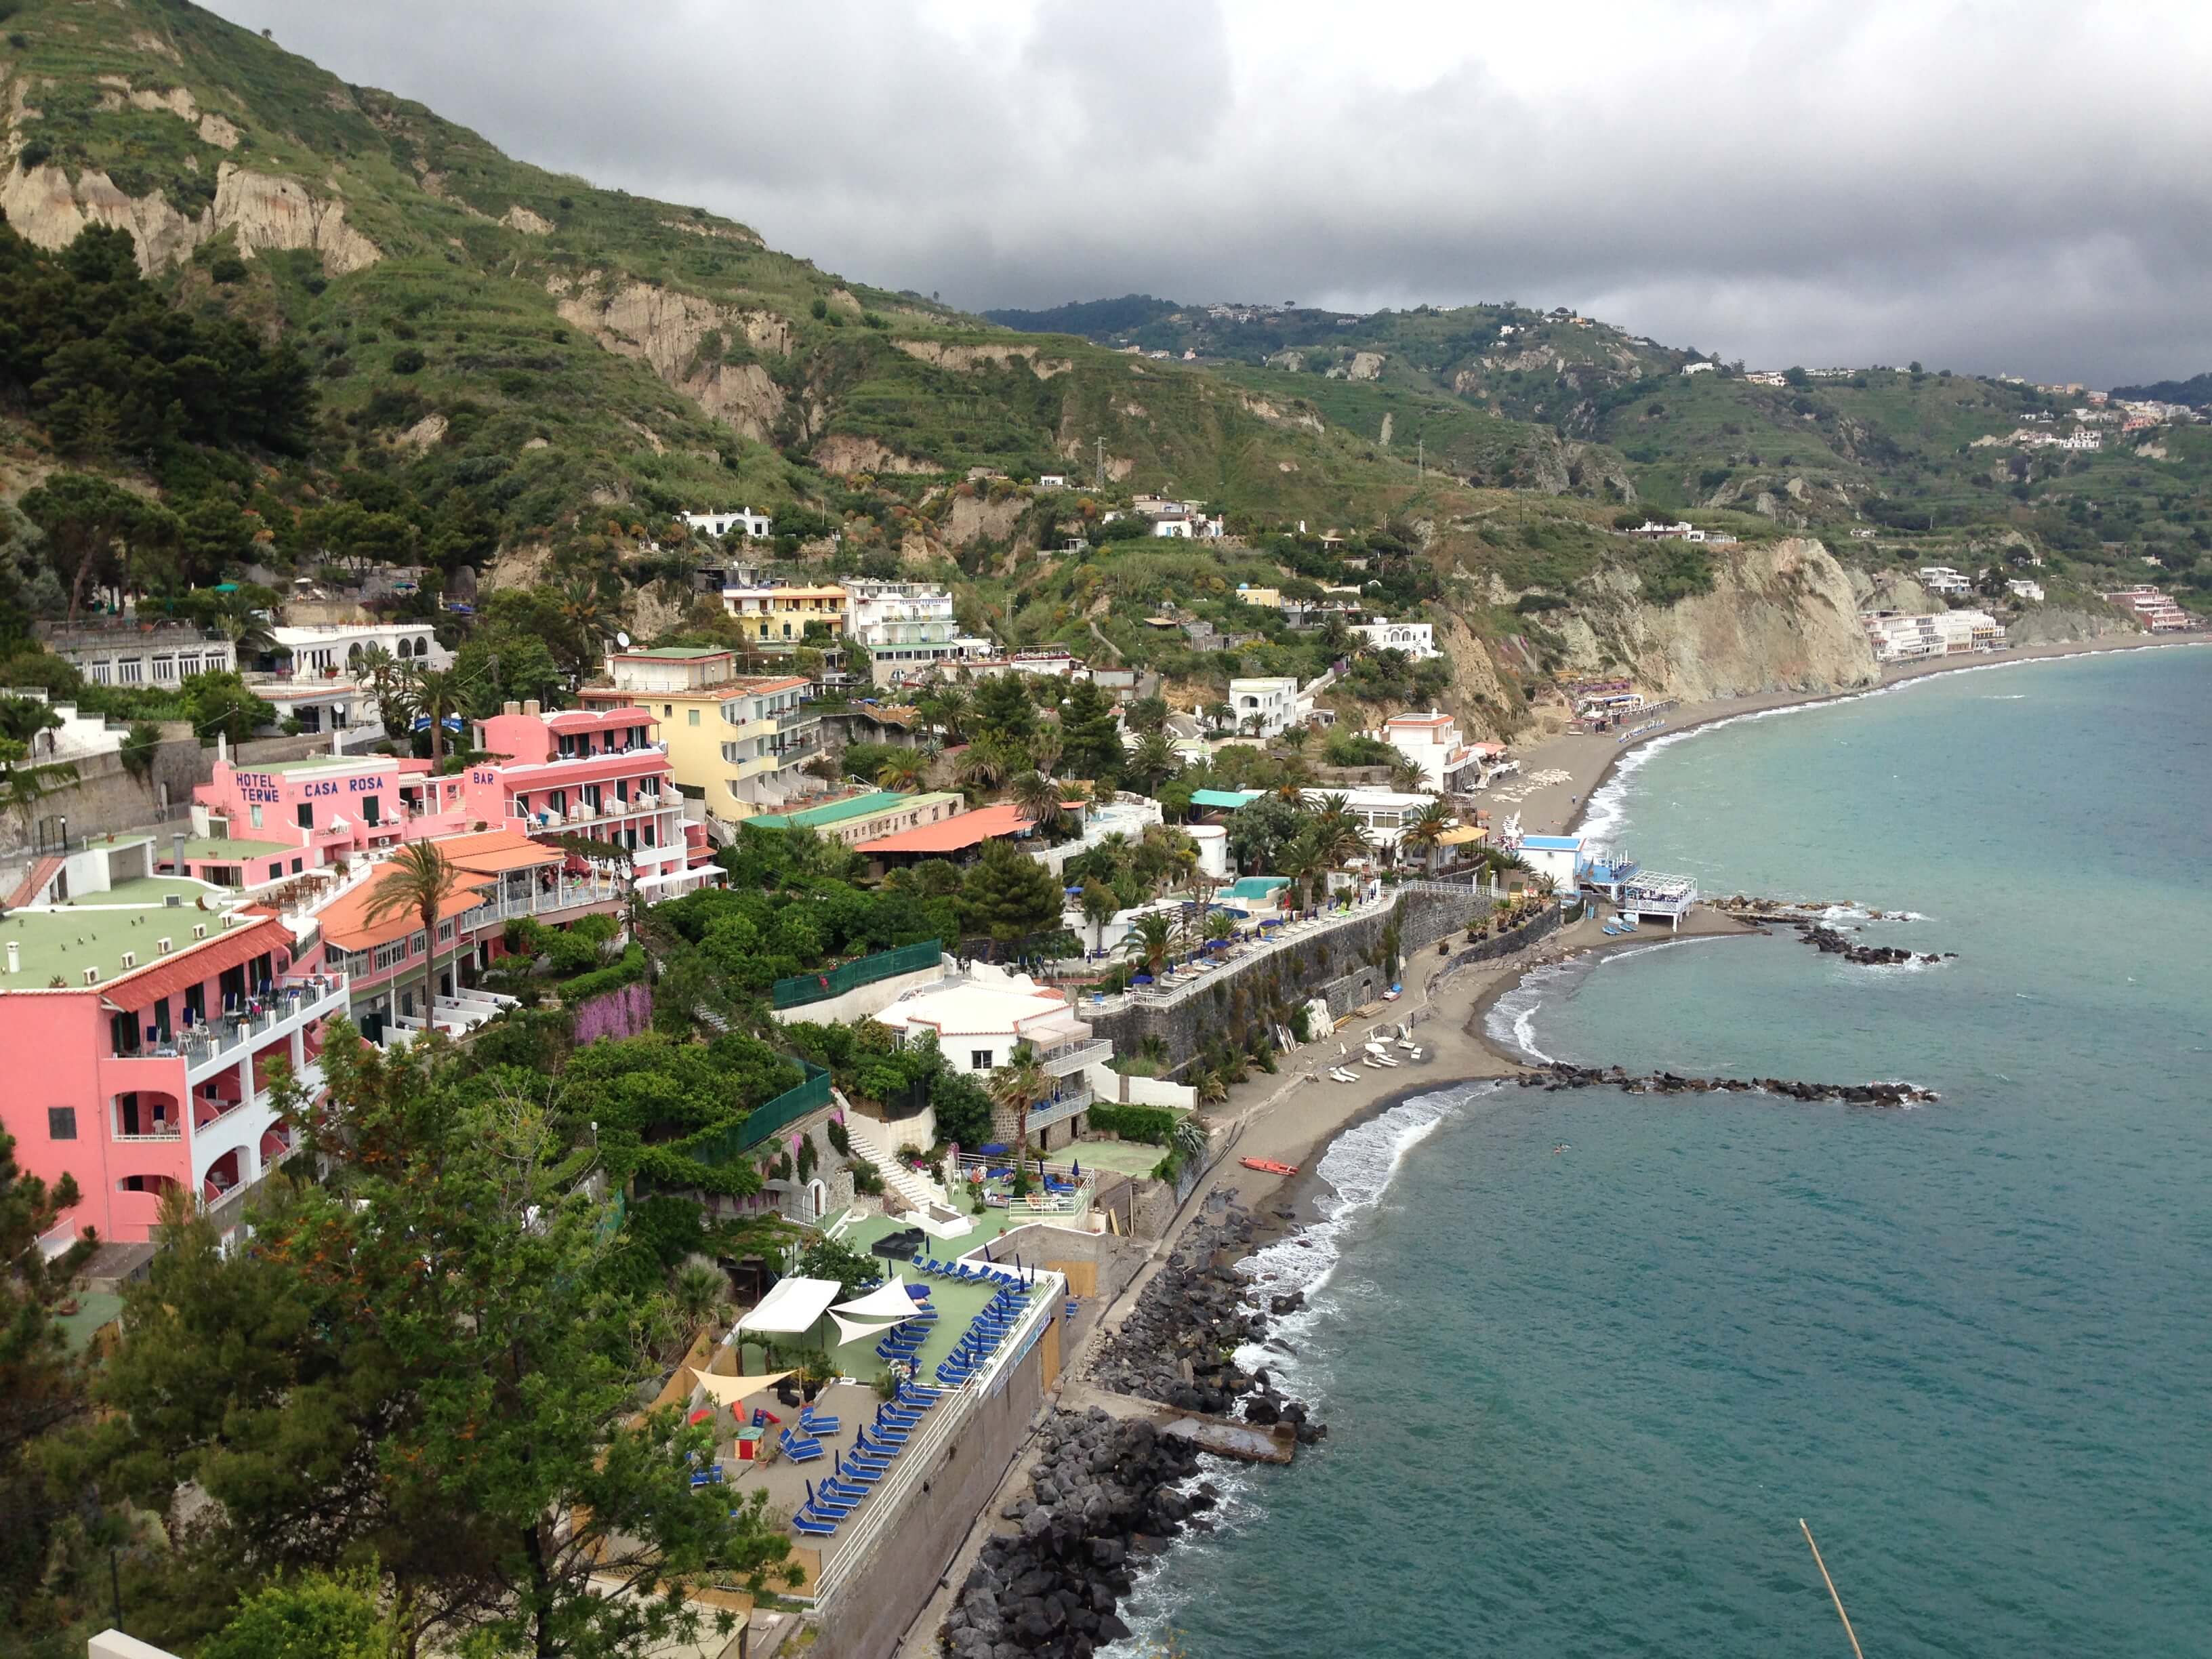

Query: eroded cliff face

[548,276,796,443]
[1547,537,1879,707]
[0,161,380,274]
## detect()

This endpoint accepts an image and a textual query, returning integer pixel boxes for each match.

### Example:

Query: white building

[874,968,1105,1149]
[1349,620,1438,660]
[1627,520,1706,541]
[39,623,237,689]
[1227,676,1299,739]
[2007,579,2045,604]
[1296,787,1437,862]
[270,621,449,676]
[1681,361,1716,375]
[1038,474,1069,489]
[1862,610,2006,662]
[840,579,988,682]
[682,508,774,541]
[1915,567,1971,596]
[1378,709,1483,791]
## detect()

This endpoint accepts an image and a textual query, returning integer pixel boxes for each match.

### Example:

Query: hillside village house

[2102,586,2190,631]
[1916,566,1973,596]
[873,972,1108,1151]
[1296,786,1441,863]
[1349,620,1438,660]
[719,582,849,649]
[851,798,1080,876]
[1227,676,1298,738]
[1379,708,1484,791]
[247,621,453,739]
[841,579,991,683]
[581,648,822,825]
[681,508,774,540]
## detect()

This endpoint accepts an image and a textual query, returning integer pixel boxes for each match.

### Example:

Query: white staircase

[837,1099,967,1231]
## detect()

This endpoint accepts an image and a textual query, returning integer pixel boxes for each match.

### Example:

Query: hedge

[559,943,647,1004]
[1086,1103,1179,1145]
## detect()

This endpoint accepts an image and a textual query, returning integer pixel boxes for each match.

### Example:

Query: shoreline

[1477,630,2212,842]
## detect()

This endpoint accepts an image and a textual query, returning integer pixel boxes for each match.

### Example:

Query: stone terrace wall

[1084,887,1473,1073]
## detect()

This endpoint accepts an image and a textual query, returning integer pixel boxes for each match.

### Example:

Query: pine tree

[958,838,1063,956]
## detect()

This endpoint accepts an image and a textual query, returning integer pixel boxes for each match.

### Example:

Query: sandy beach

[1490,632,2212,841]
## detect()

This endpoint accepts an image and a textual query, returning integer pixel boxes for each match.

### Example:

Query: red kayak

[1240,1158,1298,1176]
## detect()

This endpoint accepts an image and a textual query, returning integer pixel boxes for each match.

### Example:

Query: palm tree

[1309,796,1372,895]
[404,664,466,765]
[953,740,1010,795]
[1120,912,1177,979]
[1240,712,1267,739]
[876,754,927,792]
[672,1262,726,1336]
[1275,834,1327,914]
[1189,1073,1227,1110]
[1027,731,1063,776]
[1080,882,1118,954]
[1208,702,1233,735]
[556,581,611,673]
[1126,733,1177,794]
[986,1041,1050,1195]
[1388,756,1428,794]
[1400,798,1455,874]
[1172,1113,1212,1159]
[1280,724,1312,759]
[922,686,972,744]
[1009,769,1065,834]
[365,840,458,1029]
[1203,910,1237,945]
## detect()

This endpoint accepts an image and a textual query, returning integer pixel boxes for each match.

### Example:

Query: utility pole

[1094,436,1105,493]
[1417,436,1425,479]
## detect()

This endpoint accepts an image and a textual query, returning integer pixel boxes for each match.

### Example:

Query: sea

[1109,646,2212,1658]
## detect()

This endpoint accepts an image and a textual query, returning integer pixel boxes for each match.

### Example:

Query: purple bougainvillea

[572,982,652,1046]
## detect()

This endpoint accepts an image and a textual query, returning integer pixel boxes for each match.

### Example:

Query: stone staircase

[836,1098,972,1235]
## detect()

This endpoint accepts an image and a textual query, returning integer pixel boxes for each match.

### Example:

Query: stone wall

[811,1309,1054,1659]
[1082,887,1473,1073]
[0,733,206,858]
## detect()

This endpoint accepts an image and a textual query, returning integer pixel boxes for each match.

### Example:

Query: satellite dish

[615,631,632,649]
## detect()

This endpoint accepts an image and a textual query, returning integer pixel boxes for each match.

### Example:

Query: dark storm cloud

[203,1,2212,384]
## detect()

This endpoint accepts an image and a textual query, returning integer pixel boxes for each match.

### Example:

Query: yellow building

[719,583,849,649]
[580,649,821,825]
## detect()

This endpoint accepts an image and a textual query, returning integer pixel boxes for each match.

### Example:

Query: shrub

[392,346,427,375]
[1086,1103,1179,1145]
[851,1159,884,1195]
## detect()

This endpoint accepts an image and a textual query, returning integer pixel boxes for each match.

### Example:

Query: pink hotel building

[0,703,722,1255]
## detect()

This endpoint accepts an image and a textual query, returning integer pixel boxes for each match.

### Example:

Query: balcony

[1027,1081,1094,1129]
[773,708,818,733]
[178,975,348,1084]
[1036,1037,1113,1077]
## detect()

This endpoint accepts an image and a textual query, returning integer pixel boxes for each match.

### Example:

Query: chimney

[217,731,228,763]
[504,699,521,716]
[4,941,16,975]
[523,699,541,716]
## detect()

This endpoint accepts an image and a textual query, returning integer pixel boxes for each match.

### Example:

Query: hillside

[0,0,2197,750]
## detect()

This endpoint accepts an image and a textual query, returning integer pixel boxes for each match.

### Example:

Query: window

[298,802,314,830]
[268,863,283,882]
[663,704,672,717]
[48,1107,76,1141]
[970,1050,994,1070]
[249,804,263,829]
[688,708,700,726]
[362,794,380,825]
[291,858,303,874]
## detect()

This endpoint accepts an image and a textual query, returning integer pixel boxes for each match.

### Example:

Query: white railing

[1086,892,1397,1012]
[176,975,348,1082]
[1037,1037,1113,1076]
[808,1273,1063,1607]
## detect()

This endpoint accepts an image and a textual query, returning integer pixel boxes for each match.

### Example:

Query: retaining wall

[1082,887,1474,1073]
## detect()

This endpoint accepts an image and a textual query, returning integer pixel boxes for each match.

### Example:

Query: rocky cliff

[1542,537,1879,708]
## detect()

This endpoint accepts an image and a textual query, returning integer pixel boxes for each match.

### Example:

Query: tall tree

[365,840,458,1027]
[403,665,466,764]
[958,838,1062,958]
[20,473,173,623]
[1079,882,1118,954]
[64,1035,798,1658]
[969,673,1036,744]
[0,1129,96,1638]
[1008,770,1065,836]
[1054,678,1122,780]
[1400,798,1455,873]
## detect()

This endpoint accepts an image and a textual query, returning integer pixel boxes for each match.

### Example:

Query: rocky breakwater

[1088,1204,1325,1441]
[1522,1062,1937,1107]
[941,1409,1214,1658]
[1790,918,1952,967]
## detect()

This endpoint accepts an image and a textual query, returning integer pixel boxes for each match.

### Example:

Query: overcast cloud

[204,1,2212,384]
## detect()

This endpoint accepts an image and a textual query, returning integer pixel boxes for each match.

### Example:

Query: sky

[203,0,2212,386]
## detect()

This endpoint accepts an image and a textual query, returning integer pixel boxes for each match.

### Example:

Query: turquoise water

[1115,648,2212,1657]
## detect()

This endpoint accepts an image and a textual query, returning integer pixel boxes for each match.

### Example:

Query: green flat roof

[90,876,222,907]
[1,895,247,989]
[243,756,391,774]
[752,790,958,830]
[176,838,292,860]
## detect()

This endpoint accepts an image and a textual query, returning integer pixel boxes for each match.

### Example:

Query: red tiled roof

[854,800,1073,856]
[102,914,290,1010]
[319,871,492,951]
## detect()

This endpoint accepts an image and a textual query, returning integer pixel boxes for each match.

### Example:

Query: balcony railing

[1027,1081,1094,1126]
[173,975,348,1077]
[1036,1037,1113,1076]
